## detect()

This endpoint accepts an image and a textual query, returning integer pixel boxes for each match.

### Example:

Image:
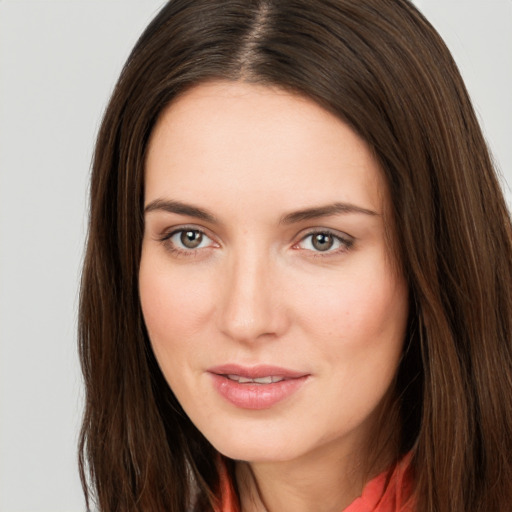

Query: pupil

[312,233,333,251]
[181,230,202,249]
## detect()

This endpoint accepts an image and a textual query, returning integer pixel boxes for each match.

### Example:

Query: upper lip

[207,364,309,379]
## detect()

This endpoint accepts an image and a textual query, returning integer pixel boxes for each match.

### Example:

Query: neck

[235,398,400,512]
[236,439,397,512]
[236,449,357,512]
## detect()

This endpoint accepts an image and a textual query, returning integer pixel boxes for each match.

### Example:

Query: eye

[162,227,216,253]
[175,229,206,249]
[295,230,353,254]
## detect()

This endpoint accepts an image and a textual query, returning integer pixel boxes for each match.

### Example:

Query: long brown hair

[79,1,512,510]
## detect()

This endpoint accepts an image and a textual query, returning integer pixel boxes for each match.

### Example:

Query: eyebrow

[279,202,378,224]
[143,199,378,224]
[144,199,218,223]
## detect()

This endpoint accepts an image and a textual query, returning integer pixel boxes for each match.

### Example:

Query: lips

[207,364,310,410]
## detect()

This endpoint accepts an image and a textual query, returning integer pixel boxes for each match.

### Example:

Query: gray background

[0,1,510,510]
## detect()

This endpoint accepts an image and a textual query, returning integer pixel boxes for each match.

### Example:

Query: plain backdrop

[0,1,510,511]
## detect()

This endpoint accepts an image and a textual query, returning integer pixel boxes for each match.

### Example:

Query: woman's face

[139,81,409,463]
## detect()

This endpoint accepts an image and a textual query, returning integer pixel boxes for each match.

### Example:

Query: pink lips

[207,364,309,410]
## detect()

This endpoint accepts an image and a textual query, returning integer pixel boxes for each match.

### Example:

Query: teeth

[253,376,273,384]
[226,375,285,384]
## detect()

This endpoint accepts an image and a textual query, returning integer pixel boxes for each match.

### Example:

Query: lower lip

[209,373,308,410]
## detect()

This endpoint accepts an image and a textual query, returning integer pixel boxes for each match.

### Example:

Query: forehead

[145,81,388,216]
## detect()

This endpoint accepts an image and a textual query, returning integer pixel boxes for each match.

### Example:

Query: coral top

[216,454,414,512]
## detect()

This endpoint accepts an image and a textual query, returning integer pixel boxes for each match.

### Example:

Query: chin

[196,421,297,462]
[214,440,300,463]
[203,421,330,464]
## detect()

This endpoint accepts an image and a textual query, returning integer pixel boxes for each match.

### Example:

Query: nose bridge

[217,241,283,342]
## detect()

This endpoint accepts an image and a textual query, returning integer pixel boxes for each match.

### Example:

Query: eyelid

[160,225,210,241]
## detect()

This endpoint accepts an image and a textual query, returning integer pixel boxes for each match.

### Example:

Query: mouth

[208,363,308,380]
[225,375,286,384]
[207,364,310,410]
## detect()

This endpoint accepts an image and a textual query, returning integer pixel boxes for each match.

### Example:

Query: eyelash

[158,227,354,258]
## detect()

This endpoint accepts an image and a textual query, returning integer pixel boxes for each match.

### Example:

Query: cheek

[295,260,408,358]
[295,262,409,426]
[138,252,215,360]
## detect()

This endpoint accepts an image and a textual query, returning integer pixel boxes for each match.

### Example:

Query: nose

[216,247,288,343]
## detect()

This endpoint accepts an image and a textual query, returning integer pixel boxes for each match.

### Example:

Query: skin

[139,81,409,512]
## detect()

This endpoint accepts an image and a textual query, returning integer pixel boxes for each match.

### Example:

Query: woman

[78,1,512,511]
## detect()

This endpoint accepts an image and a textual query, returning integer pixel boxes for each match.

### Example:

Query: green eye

[166,228,214,251]
[297,230,353,254]
[311,233,334,251]
[180,230,203,249]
